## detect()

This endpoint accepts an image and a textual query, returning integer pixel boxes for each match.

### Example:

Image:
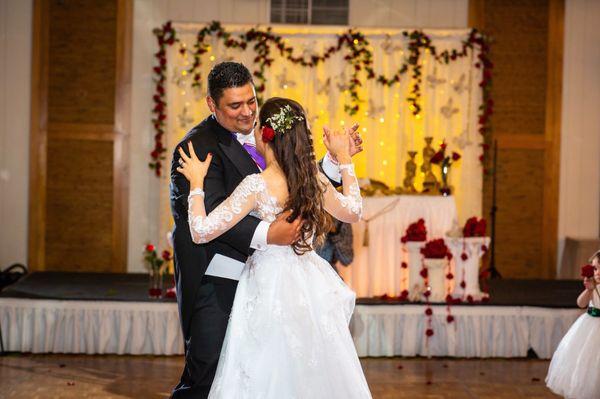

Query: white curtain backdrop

[159,24,484,243]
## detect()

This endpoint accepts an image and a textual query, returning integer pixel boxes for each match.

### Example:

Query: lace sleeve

[320,164,362,223]
[188,174,262,244]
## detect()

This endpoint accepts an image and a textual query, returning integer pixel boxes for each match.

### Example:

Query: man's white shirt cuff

[322,152,342,184]
[250,221,270,251]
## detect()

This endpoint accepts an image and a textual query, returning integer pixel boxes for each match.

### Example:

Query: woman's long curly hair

[259,97,333,255]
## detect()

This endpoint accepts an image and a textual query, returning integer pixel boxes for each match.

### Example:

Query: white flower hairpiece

[265,104,304,135]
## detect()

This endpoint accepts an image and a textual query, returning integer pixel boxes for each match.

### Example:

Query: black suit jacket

[170,115,262,337]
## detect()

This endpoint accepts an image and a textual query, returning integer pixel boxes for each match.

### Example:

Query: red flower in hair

[262,126,276,142]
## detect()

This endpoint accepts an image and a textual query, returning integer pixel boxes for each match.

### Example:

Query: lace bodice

[188,166,362,244]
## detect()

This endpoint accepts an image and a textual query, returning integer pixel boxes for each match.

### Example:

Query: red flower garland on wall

[150,21,493,176]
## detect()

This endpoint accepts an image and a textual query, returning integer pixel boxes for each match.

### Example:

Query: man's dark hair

[207,62,254,106]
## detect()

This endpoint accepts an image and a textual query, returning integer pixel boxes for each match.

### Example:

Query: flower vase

[148,268,163,298]
[406,241,427,301]
[423,258,447,302]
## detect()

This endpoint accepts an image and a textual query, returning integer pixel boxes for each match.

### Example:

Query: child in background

[546,250,600,399]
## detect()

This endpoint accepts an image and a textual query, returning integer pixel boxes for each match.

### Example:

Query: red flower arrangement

[421,239,450,259]
[463,217,487,237]
[401,219,427,243]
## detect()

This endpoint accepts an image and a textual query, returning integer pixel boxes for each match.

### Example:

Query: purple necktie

[242,143,266,170]
[231,133,265,170]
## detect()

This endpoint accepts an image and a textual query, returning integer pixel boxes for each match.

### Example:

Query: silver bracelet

[188,188,205,201]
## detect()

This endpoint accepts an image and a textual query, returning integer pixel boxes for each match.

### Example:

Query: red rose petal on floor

[443,364,449,368]
[531,377,540,382]
[67,382,75,386]
[397,365,403,370]
[426,381,432,385]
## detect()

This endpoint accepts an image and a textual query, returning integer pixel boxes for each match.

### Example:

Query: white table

[339,195,458,297]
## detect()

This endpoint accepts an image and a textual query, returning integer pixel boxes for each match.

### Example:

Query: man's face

[207,83,257,134]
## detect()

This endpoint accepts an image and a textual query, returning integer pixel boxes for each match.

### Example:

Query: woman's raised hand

[177,141,213,187]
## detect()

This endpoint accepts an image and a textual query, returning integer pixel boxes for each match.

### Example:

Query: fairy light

[382,160,388,166]
[362,127,367,133]
[180,90,186,95]
[353,39,359,45]
[283,84,288,89]
[379,141,385,146]
[209,55,215,61]
[340,120,345,126]
[181,70,187,76]
[379,117,385,123]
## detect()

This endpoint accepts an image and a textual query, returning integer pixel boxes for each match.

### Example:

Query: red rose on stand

[463,217,487,237]
[447,315,455,323]
[145,244,155,252]
[461,252,468,261]
[401,219,427,243]
[425,328,434,337]
[421,239,449,259]
[161,250,172,261]
[451,152,461,161]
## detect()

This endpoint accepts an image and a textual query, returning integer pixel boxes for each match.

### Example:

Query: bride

[177,97,372,398]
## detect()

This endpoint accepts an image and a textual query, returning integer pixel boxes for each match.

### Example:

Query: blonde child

[546,250,600,398]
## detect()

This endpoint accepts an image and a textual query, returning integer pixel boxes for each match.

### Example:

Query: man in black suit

[170,62,361,398]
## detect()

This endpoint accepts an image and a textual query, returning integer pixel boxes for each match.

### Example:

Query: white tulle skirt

[208,246,371,399]
[546,311,600,399]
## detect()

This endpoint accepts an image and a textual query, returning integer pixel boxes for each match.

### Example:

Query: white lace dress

[187,165,371,399]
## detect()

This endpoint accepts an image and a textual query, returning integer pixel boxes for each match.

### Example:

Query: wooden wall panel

[473,0,563,278]
[48,0,116,125]
[483,0,549,136]
[45,138,113,271]
[494,148,545,278]
[29,0,131,273]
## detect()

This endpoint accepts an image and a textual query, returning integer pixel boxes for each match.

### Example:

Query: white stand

[446,236,491,300]
[406,241,426,301]
[423,258,447,302]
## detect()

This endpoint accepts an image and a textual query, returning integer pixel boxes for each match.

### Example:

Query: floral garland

[150,21,493,176]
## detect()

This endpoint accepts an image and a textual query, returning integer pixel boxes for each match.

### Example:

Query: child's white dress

[546,291,600,399]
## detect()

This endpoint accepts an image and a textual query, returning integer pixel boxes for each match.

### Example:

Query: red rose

[430,151,444,164]
[581,264,595,278]
[425,328,434,337]
[423,290,431,298]
[262,126,276,142]
[461,253,468,261]
[161,250,172,261]
[452,152,461,161]
[145,244,155,252]
[481,245,488,253]
[425,308,433,316]
[467,295,474,303]
[446,315,455,323]
[419,268,428,278]
[460,281,466,289]
[440,142,447,150]
[446,273,454,280]
[401,262,408,269]
[446,294,453,303]
[400,290,409,299]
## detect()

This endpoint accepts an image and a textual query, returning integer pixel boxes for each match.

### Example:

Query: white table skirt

[340,195,458,297]
[0,298,184,355]
[351,304,582,359]
[1,298,579,359]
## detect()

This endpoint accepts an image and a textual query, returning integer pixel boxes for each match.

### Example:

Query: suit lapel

[209,116,260,177]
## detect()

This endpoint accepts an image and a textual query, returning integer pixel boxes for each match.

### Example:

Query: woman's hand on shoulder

[177,141,212,187]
